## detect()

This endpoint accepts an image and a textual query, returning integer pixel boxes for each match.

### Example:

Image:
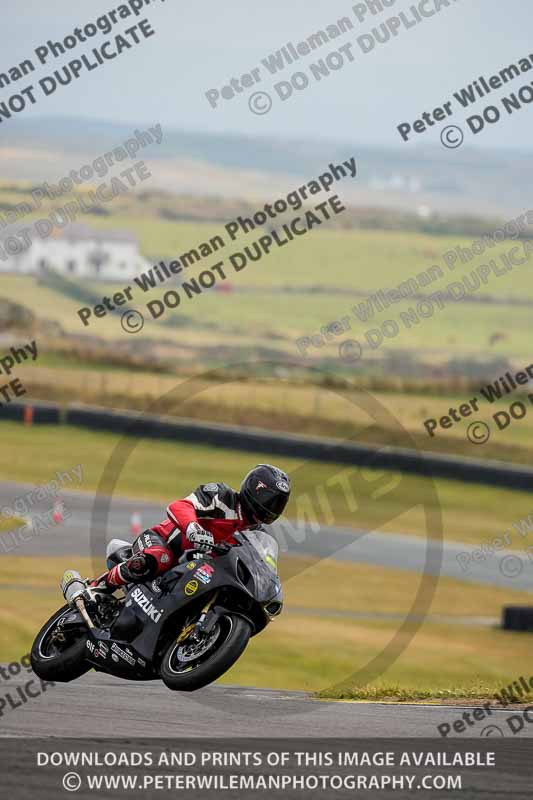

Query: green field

[2,212,532,365]
[4,197,533,463]
[5,179,532,472]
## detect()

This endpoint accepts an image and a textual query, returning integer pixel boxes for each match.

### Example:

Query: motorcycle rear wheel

[160,613,251,692]
[31,604,91,682]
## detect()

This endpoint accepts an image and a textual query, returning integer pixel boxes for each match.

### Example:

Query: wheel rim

[38,609,79,660]
[168,616,234,675]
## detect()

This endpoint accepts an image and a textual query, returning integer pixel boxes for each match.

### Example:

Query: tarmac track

[2,671,533,739]
[2,481,532,591]
[1,481,533,741]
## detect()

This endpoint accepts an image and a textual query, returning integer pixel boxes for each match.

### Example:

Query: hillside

[1,116,532,216]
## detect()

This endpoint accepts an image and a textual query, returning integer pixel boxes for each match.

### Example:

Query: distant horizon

[5,112,533,158]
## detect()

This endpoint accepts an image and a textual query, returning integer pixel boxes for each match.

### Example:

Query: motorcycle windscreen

[235,531,281,602]
[247,530,279,572]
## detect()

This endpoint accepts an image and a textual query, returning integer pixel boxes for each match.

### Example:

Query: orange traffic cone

[52,497,65,524]
[130,512,142,536]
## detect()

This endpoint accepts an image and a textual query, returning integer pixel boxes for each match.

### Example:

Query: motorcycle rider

[90,464,291,591]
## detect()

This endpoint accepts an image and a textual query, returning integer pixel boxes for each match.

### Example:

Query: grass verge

[315,685,533,705]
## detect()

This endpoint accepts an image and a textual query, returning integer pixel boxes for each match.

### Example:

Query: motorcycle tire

[160,613,251,692]
[31,605,91,683]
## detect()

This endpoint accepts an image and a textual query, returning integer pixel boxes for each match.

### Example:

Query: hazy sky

[2,0,532,149]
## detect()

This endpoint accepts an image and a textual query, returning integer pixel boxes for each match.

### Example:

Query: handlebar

[209,542,232,555]
[183,542,233,561]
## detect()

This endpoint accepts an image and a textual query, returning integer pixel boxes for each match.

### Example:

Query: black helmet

[240,464,291,525]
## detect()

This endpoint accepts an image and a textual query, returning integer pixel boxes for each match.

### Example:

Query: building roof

[0,222,138,245]
[56,224,138,244]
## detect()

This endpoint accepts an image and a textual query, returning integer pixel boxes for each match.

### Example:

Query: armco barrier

[0,400,60,425]
[502,606,533,632]
[2,400,533,492]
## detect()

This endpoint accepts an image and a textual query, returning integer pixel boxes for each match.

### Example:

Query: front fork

[177,591,219,644]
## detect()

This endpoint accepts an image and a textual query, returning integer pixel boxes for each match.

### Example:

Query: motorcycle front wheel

[160,613,252,692]
[31,604,91,682]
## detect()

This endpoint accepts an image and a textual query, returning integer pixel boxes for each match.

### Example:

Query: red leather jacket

[151,482,252,549]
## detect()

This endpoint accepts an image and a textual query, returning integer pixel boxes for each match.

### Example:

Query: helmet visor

[243,488,289,525]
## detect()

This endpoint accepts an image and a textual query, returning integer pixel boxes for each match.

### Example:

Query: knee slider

[123,553,157,581]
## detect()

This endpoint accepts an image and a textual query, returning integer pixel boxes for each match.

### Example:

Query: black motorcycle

[30,531,283,692]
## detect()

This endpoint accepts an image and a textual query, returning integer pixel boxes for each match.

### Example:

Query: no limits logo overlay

[89,360,443,720]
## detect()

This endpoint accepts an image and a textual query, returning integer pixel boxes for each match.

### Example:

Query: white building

[2,224,151,282]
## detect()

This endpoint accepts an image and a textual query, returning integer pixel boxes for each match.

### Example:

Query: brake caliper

[177,623,196,644]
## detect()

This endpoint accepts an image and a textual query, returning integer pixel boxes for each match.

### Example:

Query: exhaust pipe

[60,569,95,629]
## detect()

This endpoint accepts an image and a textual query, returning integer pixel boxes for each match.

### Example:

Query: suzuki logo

[131,587,164,623]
